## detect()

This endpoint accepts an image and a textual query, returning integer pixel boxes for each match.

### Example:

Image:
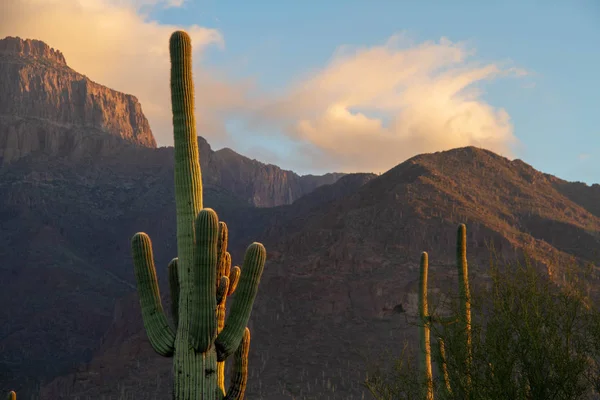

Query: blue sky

[148,1,600,183]
[2,0,598,184]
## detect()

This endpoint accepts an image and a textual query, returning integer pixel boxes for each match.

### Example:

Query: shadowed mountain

[38,146,600,400]
[2,35,600,400]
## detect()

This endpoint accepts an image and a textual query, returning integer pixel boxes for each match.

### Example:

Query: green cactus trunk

[419,251,434,400]
[418,223,472,400]
[131,30,266,400]
[6,391,16,400]
[456,224,472,397]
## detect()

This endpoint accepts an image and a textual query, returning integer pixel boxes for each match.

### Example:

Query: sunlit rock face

[0,36,156,164]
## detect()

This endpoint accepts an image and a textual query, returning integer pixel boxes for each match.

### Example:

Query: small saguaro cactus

[6,391,16,400]
[418,223,472,400]
[419,251,434,400]
[131,30,266,400]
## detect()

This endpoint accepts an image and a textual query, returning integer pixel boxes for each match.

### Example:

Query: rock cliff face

[0,36,342,207]
[196,137,345,207]
[0,36,156,164]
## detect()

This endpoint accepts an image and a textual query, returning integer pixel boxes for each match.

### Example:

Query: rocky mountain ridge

[0,36,156,165]
[0,36,344,208]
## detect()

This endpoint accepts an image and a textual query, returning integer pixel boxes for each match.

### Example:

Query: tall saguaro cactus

[131,30,266,400]
[418,224,472,400]
[419,251,434,400]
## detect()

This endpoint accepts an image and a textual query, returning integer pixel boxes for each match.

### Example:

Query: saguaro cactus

[418,224,472,399]
[419,251,434,400]
[131,30,266,400]
[6,391,16,400]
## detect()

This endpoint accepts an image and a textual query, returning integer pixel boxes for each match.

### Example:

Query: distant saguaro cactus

[131,30,266,400]
[419,224,472,400]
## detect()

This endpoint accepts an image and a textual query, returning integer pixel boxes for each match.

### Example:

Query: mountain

[0,36,156,164]
[0,36,345,398]
[37,147,600,400]
[2,36,600,399]
[197,137,345,207]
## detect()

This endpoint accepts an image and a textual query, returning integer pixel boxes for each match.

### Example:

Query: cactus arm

[218,257,233,331]
[215,243,266,361]
[217,276,230,306]
[223,252,232,278]
[168,258,179,329]
[217,253,232,392]
[190,208,219,352]
[7,391,16,400]
[419,251,434,400]
[216,275,230,393]
[224,328,251,400]
[131,232,175,357]
[217,222,229,281]
[228,266,241,295]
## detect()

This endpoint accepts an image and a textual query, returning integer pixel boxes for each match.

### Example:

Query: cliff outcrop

[0,36,156,164]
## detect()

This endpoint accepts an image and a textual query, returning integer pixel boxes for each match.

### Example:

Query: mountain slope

[40,146,600,400]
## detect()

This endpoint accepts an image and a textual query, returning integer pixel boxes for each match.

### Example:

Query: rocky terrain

[1,36,600,399]
[0,36,156,164]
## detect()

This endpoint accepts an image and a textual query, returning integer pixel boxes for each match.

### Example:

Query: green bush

[366,239,600,400]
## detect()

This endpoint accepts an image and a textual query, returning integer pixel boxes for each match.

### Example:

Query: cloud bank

[0,0,524,173]
[251,35,522,172]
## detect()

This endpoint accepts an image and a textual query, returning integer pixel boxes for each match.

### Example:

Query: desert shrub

[365,248,600,400]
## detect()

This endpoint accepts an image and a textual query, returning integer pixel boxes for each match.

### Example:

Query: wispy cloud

[248,34,524,172]
[578,153,591,161]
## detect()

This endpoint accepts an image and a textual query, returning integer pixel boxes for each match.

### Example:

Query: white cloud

[248,34,523,172]
[578,153,591,161]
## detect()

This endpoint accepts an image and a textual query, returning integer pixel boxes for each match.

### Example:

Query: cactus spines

[130,30,266,399]
[419,251,434,400]
[6,391,16,400]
